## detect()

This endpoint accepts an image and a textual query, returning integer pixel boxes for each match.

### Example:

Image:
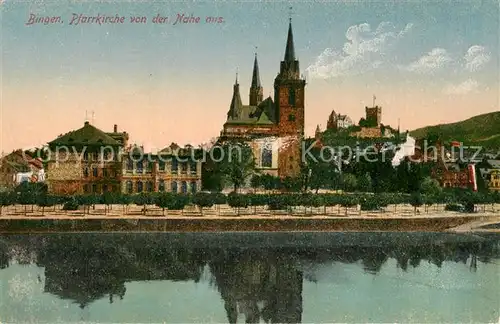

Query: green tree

[420,177,442,196]
[192,192,215,215]
[409,193,423,215]
[250,174,261,192]
[227,192,250,215]
[215,141,256,192]
[0,192,14,215]
[342,174,358,192]
[357,173,372,192]
[37,194,57,215]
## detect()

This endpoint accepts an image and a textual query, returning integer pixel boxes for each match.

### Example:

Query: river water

[0,232,498,323]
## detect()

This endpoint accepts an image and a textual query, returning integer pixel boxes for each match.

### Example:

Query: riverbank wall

[1,215,498,233]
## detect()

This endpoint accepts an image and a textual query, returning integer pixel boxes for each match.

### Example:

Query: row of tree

[2,187,499,216]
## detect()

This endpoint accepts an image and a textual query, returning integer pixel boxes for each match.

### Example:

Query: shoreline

[1,214,498,233]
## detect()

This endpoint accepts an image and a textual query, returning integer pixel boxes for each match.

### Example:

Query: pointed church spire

[227,71,243,120]
[249,50,263,106]
[284,9,295,62]
[251,52,261,88]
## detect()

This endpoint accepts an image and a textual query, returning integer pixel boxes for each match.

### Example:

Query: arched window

[83,167,89,177]
[136,160,143,173]
[126,180,133,193]
[171,181,178,193]
[126,159,133,172]
[146,181,153,192]
[181,181,187,194]
[137,181,143,193]
[158,180,165,192]
[190,181,197,193]
[171,159,178,174]
[261,147,272,168]
[190,161,197,174]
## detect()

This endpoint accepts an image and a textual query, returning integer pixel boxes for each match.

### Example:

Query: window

[171,181,178,193]
[146,181,153,192]
[288,114,295,122]
[171,159,178,174]
[83,167,89,178]
[261,147,272,168]
[190,161,197,174]
[191,181,197,193]
[181,181,188,194]
[83,152,89,161]
[93,168,98,177]
[92,184,98,193]
[159,159,166,171]
[288,87,295,106]
[103,168,108,177]
[126,181,133,194]
[181,162,188,174]
[137,160,143,173]
[146,161,152,173]
[83,184,90,193]
[103,184,108,192]
[158,180,165,192]
[137,181,143,193]
[126,159,133,172]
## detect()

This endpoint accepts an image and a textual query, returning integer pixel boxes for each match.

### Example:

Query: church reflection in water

[0,233,498,323]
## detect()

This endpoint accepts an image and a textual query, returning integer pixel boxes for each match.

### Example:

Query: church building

[219,18,306,178]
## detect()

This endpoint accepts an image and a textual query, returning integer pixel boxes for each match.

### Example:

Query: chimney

[114,124,118,132]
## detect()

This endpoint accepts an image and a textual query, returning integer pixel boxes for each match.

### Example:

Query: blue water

[0,233,498,323]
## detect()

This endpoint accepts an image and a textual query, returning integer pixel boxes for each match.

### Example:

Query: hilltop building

[219,18,306,178]
[326,111,353,131]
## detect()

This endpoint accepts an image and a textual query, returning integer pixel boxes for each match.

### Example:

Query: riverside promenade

[1,203,499,233]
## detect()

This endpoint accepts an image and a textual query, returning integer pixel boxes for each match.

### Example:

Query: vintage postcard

[0,0,499,323]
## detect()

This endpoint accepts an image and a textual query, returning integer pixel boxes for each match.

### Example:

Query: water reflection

[0,233,499,323]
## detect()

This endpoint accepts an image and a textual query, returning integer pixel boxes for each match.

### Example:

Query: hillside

[410,111,500,150]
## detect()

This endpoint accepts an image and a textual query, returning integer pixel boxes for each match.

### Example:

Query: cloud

[306,22,413,79]
[403,48,453,74]
[464,45,491,72]
[443,79,479,95]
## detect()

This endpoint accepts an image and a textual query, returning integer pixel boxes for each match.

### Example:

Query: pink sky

[2,78,498,153]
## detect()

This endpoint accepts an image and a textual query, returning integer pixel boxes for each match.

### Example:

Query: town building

[46,121,126,195]
[411,139,472,189]
[478,158,500,191]
[219,17,305,178]
[122,143,202,194]
[45,122,202,195]
[0,150,44,190]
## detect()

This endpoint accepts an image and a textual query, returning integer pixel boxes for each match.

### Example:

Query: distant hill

[410,112,500,150]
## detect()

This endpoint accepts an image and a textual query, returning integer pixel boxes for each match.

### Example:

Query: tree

[37,194,57,216]
[409,193,423,215]
[357,173,372,192]
[227,192,250,215]
[0,192,14,215]
[420,177,442,197]
[342,174,358,192]
[214,141,256,192]
[280,177,302,192]
[250,175,261,192]
[192,192,214,215]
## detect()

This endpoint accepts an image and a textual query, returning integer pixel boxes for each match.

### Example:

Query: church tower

[274,17,306,178]
[249,53,263,106]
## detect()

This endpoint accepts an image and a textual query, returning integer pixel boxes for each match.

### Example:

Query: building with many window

[121,143,202,195]
[45,122,202,195]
